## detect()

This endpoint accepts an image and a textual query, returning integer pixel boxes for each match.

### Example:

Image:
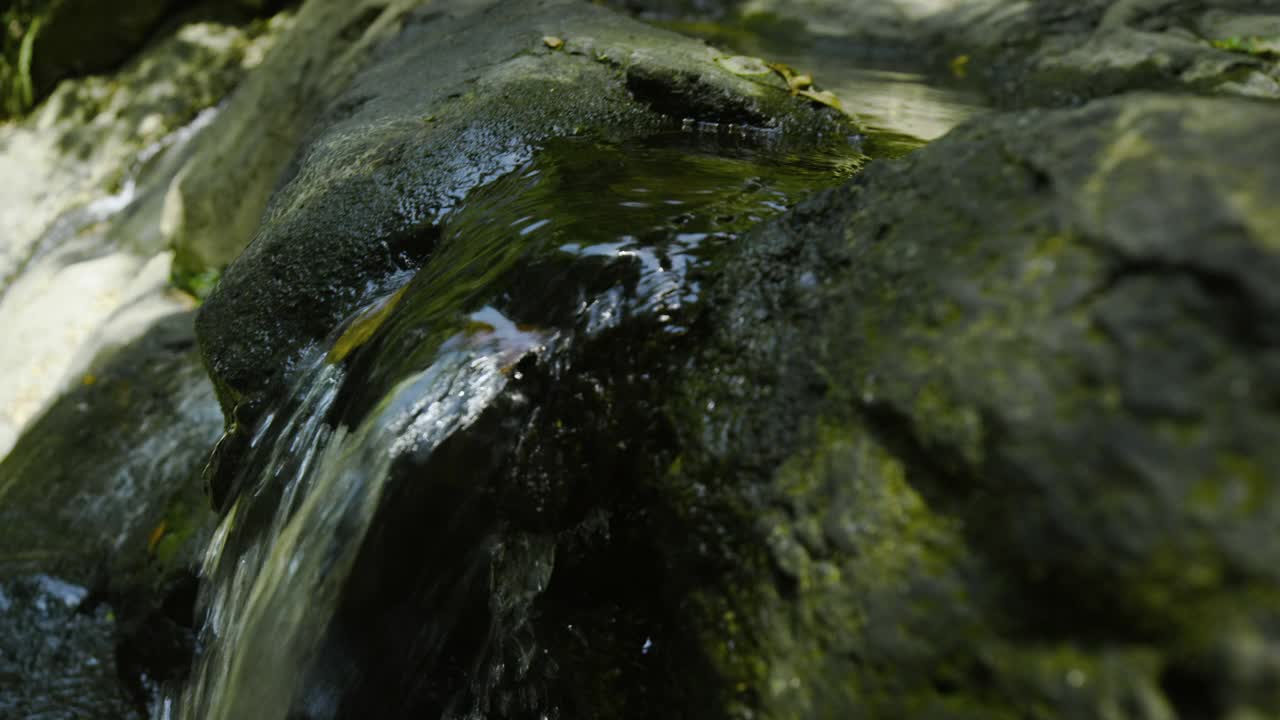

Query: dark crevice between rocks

[115,569,201,717]
[625,66,773,127]
[1160,654,1229,720]
[1086,257,1272,349]
[336,4,386,43]
[855,399,979,516]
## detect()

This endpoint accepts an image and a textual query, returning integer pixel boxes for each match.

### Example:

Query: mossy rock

[0,311,223,716]
[658,91,1280,718]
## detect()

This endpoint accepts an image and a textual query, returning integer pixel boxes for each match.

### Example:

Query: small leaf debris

[769,63,842,110]
[715,54,772,76]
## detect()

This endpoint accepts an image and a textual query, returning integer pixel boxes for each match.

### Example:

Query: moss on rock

[656,91,1280,718]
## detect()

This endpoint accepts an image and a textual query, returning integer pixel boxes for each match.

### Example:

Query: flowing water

[163,130,864,719]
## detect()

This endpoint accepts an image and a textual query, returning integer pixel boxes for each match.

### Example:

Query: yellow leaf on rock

[543,36,565,50]
[788,73,814,93]
[147,521,168,555]
[327,285,410,364]
[797,88,843,111]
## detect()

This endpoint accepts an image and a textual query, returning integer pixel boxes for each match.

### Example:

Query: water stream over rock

[166,130,864,719]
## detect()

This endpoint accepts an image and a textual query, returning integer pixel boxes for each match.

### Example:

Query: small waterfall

[164,130,861,719]
[167,306,549,719]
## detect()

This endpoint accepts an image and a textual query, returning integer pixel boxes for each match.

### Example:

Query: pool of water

[656,18,990,149]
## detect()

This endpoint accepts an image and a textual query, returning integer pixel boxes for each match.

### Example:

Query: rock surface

[5,1,1280,718]
[243,89,1280,719]
[661,91,1280,718]
[0,10,289,457]
[0,574,133,720]
[0,310,223,717]
[937,0,1280,106]
[164,0,425,282]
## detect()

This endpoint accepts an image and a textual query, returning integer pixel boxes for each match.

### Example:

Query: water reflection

[817,65,986,141]
[654,19,989,147]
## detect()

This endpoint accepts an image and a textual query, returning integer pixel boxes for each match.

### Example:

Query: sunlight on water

[167,313,547,719]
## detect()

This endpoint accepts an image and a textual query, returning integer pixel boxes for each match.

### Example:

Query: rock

[194,0,857,422]
[951,0,1280,106]
[0,574,134,719]
[0,311,224,715]
[616,0,1280,106]
[660,91,1280,718]
[243,90,1279,718]
[0,11,291,458]
[0,15,282,299]
[165,0,421,282]
[0,311,220,582]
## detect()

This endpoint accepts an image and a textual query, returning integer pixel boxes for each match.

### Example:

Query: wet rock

[0,310,221,583]
[0,574,133,719]
[243,90,1280,718]
[661,91,1280,717]
[0,311,223,716]
[195,0,857,421]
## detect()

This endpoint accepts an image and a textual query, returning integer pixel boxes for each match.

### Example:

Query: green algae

[171,267,222,302]
[1211,36,1280,60]
[0,2,44,117]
